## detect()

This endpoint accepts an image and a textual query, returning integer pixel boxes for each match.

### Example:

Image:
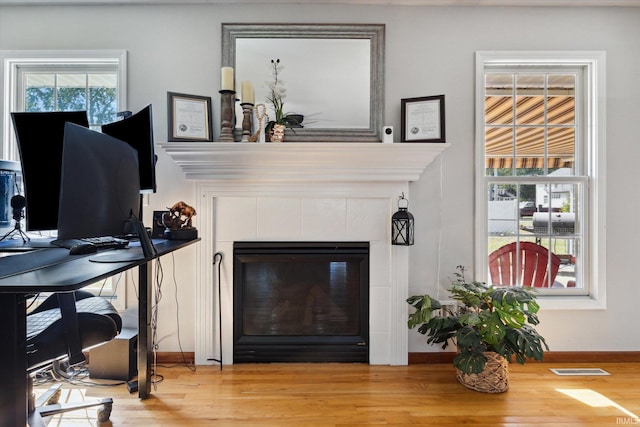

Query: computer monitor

[11,111,89,232]
[101,105,157,193]
[56,123,140,241]
[0,160,22,236]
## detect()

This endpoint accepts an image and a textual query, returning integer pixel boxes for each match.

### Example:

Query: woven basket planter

[456,352,509,393]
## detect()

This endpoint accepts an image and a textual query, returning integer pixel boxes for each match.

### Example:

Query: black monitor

[11,111,89,232]
[0,160,22,236]
[101,105,157,193]
[56,123,140,241]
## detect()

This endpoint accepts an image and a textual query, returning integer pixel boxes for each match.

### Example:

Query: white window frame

[475,51,606,310]
[1,50,127,160]
[1,50,128,309]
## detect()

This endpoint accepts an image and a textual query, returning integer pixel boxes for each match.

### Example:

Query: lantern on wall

[391,193,414,246]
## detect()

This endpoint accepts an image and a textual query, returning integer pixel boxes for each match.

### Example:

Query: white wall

[2,3,639,354]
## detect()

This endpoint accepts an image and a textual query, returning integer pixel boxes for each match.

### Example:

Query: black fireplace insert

[233,241,369,363]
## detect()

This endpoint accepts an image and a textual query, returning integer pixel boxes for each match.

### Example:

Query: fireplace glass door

[233,242,369,363]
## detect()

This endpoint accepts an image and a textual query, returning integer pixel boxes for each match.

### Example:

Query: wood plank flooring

[36,362,640,426]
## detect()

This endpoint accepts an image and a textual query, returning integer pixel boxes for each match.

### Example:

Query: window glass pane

[56,73,87,111]
[547,74,575,125]
[518,183,537,231]
[485,126,513,173]
[88,74,117,126]
[24,74,55,112]
[516,74,544,125]
[553,237,579,289]
[485,73,513,125]
[515,127,544,173]
[488,183,518,237]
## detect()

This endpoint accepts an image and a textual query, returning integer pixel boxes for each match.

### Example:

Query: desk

[0,238,199,427]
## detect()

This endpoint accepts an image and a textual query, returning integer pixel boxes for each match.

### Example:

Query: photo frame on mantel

[167,92,213,142]
[400,95,446,143]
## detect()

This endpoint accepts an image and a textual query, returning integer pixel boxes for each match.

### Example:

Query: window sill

[538,295,606,310]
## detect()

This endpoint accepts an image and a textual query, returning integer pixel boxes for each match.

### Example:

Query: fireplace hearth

[233,241,369,363]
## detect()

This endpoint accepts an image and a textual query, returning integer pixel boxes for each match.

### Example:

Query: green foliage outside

[25,86,117,126]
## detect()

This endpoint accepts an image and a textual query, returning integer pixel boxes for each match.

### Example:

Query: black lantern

[391,193,414,246]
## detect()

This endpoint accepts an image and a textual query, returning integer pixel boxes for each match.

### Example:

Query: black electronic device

[89,328,138,381]
[69,242,98,255]
[10,111,89,232]
[0,161,22,234]
[56,122,141,241]
[101,105,157,193]
[0,160,27,243]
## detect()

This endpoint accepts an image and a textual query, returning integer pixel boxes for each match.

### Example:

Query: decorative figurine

[249,103,268,143]
[162,201,198,240]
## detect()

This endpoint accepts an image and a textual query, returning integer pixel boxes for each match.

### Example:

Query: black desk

[0,238,199,427]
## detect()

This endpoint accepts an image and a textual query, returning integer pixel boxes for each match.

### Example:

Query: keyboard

[51,236,129,250]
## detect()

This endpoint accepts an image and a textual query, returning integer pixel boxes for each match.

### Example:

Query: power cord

[169,251,196,371]
[151,257,163,391]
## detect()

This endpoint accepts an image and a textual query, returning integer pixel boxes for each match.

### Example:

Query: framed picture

[167,92,213,142]
[400,95,445,143]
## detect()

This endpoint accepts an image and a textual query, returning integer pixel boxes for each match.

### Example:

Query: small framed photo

[401,95,445,143]
[167,92,213,142]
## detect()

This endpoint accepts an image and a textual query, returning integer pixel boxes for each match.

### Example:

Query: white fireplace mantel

[158,142,450,182]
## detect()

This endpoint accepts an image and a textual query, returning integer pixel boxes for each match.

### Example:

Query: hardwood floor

[36,362,640,426]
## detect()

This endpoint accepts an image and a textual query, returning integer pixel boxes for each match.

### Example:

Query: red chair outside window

[488,241,561,288]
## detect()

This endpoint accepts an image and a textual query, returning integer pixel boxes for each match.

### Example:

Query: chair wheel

[97,403,112,422]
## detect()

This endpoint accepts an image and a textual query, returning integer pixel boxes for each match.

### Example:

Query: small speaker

[383,126,393,143]
[152,210,167,238]
[89,328,138,380]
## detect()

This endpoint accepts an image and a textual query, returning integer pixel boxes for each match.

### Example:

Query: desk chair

[26,290,121,426]
[489,241,561,288]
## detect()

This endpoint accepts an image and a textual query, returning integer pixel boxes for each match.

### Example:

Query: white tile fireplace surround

[160,142,448,366]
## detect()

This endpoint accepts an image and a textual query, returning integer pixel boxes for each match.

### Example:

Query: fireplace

[159,141,448,365]
[233,241,369,363]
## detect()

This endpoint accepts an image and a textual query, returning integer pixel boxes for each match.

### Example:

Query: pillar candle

[221,67,234,91]
[241,81,254,104]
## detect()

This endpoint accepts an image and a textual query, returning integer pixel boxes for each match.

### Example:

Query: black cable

[151,257,163,391]
[170,252,196,372]
[208,252,223,370]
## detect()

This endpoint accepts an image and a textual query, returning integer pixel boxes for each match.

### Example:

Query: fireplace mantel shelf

[159,142,450,182]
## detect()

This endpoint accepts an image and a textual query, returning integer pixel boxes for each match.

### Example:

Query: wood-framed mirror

[222,23,385,142]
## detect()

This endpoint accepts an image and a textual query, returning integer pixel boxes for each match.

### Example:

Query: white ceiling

[0,0,638,6]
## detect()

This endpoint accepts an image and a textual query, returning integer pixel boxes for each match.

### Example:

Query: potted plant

[265,59,303,142]
[407,265,548,393]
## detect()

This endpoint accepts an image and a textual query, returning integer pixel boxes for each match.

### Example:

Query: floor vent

[550,368,610,376]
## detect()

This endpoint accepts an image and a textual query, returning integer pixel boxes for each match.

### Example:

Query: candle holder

[218,89,236,142]
[240,102,254,142]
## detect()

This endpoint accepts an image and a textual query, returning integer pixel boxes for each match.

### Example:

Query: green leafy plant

[265,58,304,137]
[407,265,549,374]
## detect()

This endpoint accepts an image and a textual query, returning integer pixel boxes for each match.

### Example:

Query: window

[1,50,128,307]
[475,52,606,309]
[1,50,127,159]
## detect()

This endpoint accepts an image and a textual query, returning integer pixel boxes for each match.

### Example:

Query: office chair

[26,290,122,426]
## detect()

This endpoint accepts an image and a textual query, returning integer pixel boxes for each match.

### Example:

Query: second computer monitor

[101,105,157,193]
